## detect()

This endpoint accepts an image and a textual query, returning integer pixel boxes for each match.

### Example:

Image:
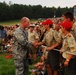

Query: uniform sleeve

[53,30,61,43]
[13,32,32,47]
[67,36,76,53]
[67,36,75,47]
[35,32,39,40]
[71,22,76,31]
[72,23,76,40]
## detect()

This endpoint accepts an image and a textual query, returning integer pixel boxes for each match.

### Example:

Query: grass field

[0,52,40,75]
[0,19,37,26]
[0,52,41,75]
[0,53,33,75]
[0,53,15,75]
[0,20,20,26]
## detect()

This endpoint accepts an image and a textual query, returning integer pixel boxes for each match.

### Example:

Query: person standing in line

[45,21,61,75]
[12,17,36,75]
[28,24,39,63]
[37,19,60,75]
[62,12,75,39]
[60,21,76,75]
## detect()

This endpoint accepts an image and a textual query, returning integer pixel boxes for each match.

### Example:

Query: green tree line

[0,2,74,21]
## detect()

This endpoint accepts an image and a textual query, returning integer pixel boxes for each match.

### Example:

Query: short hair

[21,17,29,22]
[0,26,4,30]
[63,11,74,21]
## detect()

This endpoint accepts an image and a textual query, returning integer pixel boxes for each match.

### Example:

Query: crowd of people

[0,11,76,75]
[0,24,19,52]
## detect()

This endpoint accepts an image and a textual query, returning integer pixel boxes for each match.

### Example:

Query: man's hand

[46,47,53,51]
[64,59,69,67]
[33,42,38,48]
[60,49,63,54]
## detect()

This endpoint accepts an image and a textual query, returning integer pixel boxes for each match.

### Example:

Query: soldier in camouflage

[12,17,36,75]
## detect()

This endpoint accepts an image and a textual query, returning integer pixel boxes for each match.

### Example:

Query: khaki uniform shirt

[7,30,13,36]
[53,30,61,45]
[59,29,65,40]
[42,28,54,47]
[71,22,76,41]
[39,26,45,35]
[28,30,39,43]
[62,33,76,58]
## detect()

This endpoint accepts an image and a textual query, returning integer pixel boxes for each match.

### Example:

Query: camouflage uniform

[12,26,32,75]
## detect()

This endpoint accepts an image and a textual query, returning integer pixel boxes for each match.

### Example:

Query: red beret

[45,19,53,25]
[61,21,72,30]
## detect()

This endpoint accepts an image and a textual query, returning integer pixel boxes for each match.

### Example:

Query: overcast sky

[0,0,76,8]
